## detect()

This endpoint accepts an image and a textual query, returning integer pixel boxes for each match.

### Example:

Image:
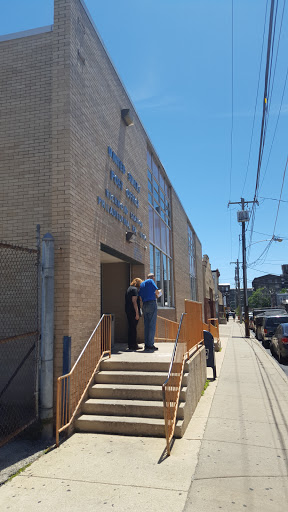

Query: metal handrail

[56,314,111,446]
[162,313,187,456]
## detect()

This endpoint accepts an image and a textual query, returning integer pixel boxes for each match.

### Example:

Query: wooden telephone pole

[228,198,258,337]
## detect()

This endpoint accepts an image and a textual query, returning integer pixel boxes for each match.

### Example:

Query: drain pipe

[40,233,54,439]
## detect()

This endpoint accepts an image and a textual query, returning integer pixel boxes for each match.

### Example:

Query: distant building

[218,284,230,308]
[212,269,220,320]
[202,255,216,322]
[252,265,288,295]
[229,288,253,310]
[252,274,282,293]
[275,293,288,313]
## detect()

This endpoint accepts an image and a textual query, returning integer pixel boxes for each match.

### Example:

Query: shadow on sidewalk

[246,338,288,475]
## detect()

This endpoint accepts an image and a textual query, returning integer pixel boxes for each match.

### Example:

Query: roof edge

[0,25,53,42]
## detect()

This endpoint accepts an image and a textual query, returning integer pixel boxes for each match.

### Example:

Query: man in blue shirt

[138,273,162,351]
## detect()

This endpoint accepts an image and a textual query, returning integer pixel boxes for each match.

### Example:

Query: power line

[229,0,234,200]
[259,196,288,203]
[272,155,288,235]
[259,57,288,191]
[242,0,269,195]
[247,155,288,267]
[248,0,277,249]
[265,0,286,122]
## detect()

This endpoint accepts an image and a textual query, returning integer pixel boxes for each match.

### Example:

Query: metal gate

[0,241,40,447]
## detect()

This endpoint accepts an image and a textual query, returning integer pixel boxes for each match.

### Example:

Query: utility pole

[241,198,249,337]
[228,198,258,337]
[231,259,241,319]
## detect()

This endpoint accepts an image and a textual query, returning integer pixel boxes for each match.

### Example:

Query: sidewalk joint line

[19,474,188,493]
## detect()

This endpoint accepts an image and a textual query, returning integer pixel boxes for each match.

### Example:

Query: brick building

[202,255,216,322]
[252,265,288,294]
[0,0,204,394]
[218,284,230,308]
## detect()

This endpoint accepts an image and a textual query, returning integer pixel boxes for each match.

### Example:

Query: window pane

[153,178,159,192]
[150,244,154,274]
[155,248,161,304]
[147,150,152,169]
[161,221,167,253]
[161,210,165,221]
[152,157,159,181]
[160,189,164,201]
[154,202,160,214]
[148,192,153,205]
[168,258,173,306]
[149,206,154,243]
[160,199,165,210]
[166,202,171,219]
[159,172,164,191]
[163,255,168,306]
[166,227,171,256]
[154,212,161,248]
[154,190,159,203]
[148,180,152,192]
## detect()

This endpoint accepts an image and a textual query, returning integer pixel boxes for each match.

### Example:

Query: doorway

[101,251,130,345]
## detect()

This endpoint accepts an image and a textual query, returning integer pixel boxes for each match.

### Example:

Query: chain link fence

[0,242,40,447]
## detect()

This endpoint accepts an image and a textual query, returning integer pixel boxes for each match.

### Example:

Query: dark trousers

[126,311,139,348]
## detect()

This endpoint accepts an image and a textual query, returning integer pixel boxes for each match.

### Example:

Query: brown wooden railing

[207,318,220,341]
[155,315,179,342]
[56,314,111,446]
[162,301,220,455]
[162,313,187,455]
[185,300,205,352]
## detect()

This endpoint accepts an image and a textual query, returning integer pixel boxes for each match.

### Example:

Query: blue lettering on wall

[130,212,143,228]
[108,146,126,174]
[126,188,139,208]
[127,172,141,193]
[97,195,130,228]
[105,189,128,214]
[110,169,123,191]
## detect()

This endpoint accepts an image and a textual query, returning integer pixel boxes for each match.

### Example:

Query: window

[188,224,197,301]
[147,149,173,307]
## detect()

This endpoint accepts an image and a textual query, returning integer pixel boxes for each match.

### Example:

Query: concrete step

[95,371,188,387]
[82,398,185,420]
[89,383,187,401]
[100,360,170,372]
[75,414,184,438]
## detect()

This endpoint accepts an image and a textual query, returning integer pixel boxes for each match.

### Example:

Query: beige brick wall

[171,189,203,321]
[0,31,53,246]
[1,0,204,402]
[195,234,204,316]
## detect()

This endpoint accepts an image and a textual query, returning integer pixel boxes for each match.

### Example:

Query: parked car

[255,315,265,341]
[270,323,288,363]
[260,315,288,349]
[251,308,286,333]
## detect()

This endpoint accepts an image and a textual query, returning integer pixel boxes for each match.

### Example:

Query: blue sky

[1,0,287,288]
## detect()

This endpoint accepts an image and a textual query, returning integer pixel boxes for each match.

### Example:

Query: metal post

[40,233,54,439]
[35,224,41,419]
[241,199,250,337]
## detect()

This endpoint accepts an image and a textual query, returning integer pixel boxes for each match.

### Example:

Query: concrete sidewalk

[1,321,287,511]
[184,320,288,511]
